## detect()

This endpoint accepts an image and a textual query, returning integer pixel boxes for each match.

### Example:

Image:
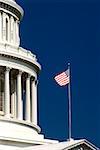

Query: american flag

[54,69,70,86]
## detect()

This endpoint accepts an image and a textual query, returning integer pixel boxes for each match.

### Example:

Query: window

[6,18,8,41]
[0,75,4,114]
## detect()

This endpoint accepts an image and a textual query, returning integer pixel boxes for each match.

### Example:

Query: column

[31,78,38,125]
[13,20,16,45]
[25,74,31,122]
[15,20,20,46]
[17,71,23,120]
[4,67,10,118]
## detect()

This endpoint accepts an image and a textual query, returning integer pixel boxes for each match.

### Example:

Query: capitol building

[0,0,98,149]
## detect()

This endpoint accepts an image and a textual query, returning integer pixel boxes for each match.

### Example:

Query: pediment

[62,139,98,150]
[64,143,96,150]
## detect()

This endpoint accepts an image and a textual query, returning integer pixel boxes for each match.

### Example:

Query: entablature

[0,43,41,72]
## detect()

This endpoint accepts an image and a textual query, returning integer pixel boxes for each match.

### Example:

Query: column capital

[18,70,22,75]
[27,74,31,79]
[5,67,10,72]
[31,77,38,85]
[31,76,35,81]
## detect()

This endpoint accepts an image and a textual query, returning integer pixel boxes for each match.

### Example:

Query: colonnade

[3,67,37,125]
[0,11,19,46]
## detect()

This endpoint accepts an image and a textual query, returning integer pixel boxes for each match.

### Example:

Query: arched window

[6,18,8,41]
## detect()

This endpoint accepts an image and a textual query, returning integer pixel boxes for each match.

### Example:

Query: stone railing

[0,43,39,66]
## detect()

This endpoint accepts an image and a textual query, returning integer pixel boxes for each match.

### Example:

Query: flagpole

[68,62,72,140]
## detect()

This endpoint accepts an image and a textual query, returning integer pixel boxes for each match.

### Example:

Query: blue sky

[17,0,100,148]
